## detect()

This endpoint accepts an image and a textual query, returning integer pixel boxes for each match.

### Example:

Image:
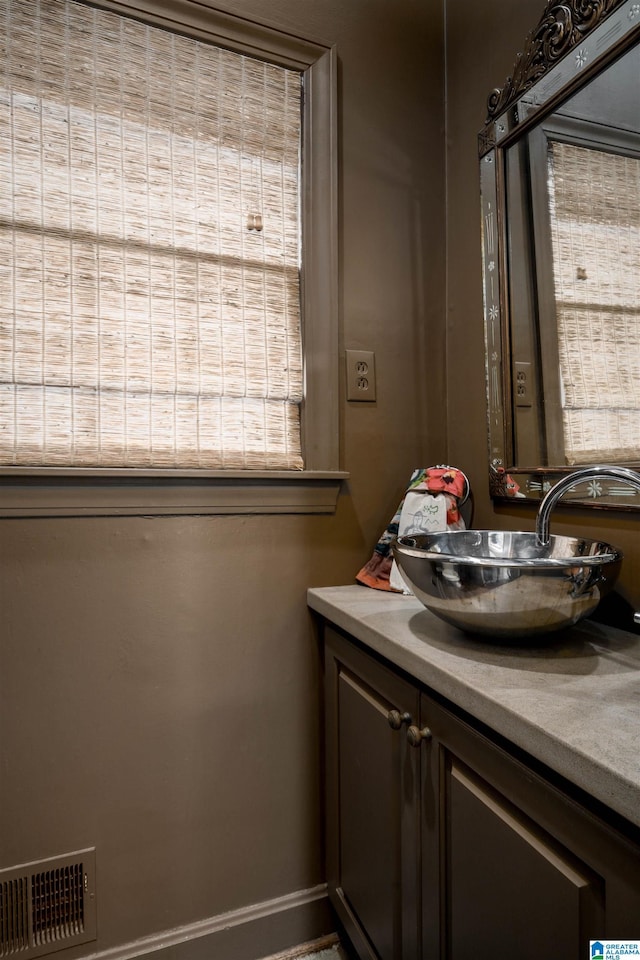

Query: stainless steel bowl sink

[392,530,622,638]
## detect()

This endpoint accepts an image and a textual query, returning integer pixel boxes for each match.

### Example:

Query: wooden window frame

[0,0,345,516]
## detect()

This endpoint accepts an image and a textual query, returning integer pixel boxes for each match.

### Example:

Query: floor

[292,947,345,960]
[260,936,347,960]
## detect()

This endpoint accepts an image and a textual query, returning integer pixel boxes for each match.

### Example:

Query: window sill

[0,469,349,517]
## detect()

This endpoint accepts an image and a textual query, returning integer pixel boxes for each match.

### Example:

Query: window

[524,115,640,468]
[546,140,640,464]
[0,0,342,515]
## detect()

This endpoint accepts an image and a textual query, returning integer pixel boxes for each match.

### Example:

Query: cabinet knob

[406,725,432,747]
[387,710,412,730]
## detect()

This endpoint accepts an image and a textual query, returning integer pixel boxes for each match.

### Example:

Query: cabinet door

[425,694,640,960]
[445,758,603,959]
[324,627,421,960]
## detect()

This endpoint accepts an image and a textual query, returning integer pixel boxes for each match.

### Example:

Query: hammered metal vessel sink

[392,530,622,638]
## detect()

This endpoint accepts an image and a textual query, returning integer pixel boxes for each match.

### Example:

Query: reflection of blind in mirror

[0,0,304,470]
[547,141,640,465]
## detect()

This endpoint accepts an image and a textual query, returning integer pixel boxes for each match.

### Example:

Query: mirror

[479,0,640,509]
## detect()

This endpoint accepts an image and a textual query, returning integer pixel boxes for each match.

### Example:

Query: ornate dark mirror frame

[479,0,640,509]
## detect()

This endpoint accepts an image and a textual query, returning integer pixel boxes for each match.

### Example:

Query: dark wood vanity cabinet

[323,625,640,960]
[324,625,422,960]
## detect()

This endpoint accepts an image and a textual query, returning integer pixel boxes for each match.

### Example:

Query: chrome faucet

[536,465,640,544]
[536,465,640,627]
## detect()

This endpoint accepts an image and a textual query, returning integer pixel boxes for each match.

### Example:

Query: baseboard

[83,884,335,960]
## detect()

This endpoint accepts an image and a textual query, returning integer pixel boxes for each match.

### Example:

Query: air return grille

[0,850,96,958]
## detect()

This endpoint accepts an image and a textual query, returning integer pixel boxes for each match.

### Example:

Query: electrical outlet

[346,350,376,401]
[514,361,532,407]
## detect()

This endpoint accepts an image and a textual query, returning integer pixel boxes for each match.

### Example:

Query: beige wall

[444,0,543,512]
[445,0,640,616]
[0,0,446,957]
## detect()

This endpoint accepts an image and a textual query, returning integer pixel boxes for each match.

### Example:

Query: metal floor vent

[0,849,96,959]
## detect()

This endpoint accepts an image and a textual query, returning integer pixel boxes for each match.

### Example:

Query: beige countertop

[308,584,640,830]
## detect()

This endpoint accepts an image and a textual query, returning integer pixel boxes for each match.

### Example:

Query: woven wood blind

[547,140,640,465]
[0,0,304,470]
